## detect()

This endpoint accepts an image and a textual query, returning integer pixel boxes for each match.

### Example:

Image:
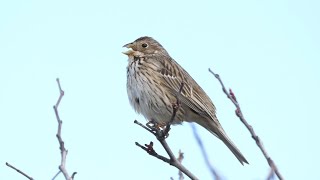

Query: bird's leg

[161,101,182,138]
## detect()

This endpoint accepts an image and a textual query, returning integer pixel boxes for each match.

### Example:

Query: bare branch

[134,120,156,135]
[135,141,171,164]
[52,171,61,180]
[169,150,185,180]
[71,172,77,179]
[53,78,77,180]
[134,121,198,180]
[135,83,198,180]
[6,162,34,180]
[208,68,283,180]
[177,150,184,180]
[55,78,64,108]
[191,124,220,180]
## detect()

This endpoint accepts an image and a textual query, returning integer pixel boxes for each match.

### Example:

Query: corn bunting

[123,36,248,165]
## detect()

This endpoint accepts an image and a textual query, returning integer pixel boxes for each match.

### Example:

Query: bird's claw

[146,121,170,139]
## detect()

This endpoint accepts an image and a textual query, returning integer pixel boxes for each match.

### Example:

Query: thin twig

[135,141,171,163]
[134,123,198,180]
[177,150,184,180]
[163,82,185,136]
[6,162,34,180]
[169,150,185,180]
[208,68,283,180]
[191,124,220,180]
[55,78,64,107]
[134,120,156,135]
[53,78,77,180]
[52,171,61,180]
[71,172,77,179]
[135,83,198,180]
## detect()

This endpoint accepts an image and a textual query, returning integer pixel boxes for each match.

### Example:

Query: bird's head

[123,36,168,57]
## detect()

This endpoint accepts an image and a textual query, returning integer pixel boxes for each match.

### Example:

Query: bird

[123,36,248,165]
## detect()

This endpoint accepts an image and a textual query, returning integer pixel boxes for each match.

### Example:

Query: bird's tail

[198,120,249,165]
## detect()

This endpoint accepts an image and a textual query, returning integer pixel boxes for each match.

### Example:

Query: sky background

[1,0,319,179]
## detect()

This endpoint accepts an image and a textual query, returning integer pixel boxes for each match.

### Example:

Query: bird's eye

[142,43,148,48]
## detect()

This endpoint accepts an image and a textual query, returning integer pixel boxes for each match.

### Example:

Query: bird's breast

[126,56,176,123]
[126,57,151,112]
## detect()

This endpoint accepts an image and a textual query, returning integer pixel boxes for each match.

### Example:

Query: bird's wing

[158,57,217,121]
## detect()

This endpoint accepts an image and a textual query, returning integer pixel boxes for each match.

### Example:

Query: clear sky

[1,0,319,179]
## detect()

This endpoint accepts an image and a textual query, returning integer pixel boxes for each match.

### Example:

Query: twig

[134,120,198,180]
[169,150,185,180]
[177,150,184,180]
[135,83,198,180]
[53,78,77,180]
[6,162,34,180]
[208,68,283,180]
[135,141,171,163]
[52,171,61,180]
[191,124,220,180]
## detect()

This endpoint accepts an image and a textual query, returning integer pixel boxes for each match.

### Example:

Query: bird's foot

[146,120,169,140]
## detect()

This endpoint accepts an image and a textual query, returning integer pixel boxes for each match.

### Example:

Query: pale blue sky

[1,0,319,179]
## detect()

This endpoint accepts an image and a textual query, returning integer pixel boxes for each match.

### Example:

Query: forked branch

[134,83,198,180]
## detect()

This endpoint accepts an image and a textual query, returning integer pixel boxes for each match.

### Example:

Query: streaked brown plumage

[123,36,248,165]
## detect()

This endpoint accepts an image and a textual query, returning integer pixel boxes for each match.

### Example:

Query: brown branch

[135,140,171,163]
[208,68,283,180]
[134,120,198,180]
[191,124,221,180]
[6,162,34,180]
[135,83,198,180]
[53,78,77,180]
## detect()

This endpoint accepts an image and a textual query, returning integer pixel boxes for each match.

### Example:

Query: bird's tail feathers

[198,120,249,165]
[218,131,249,165]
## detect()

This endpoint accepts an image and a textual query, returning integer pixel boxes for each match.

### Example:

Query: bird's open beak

[122,50,135,56]
[123,42,134,48]
[122,42,135,56]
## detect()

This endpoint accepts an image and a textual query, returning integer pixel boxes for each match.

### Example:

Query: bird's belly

[127,67,175,124]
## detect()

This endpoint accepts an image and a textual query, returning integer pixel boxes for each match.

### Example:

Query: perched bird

[123,36,248,165]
